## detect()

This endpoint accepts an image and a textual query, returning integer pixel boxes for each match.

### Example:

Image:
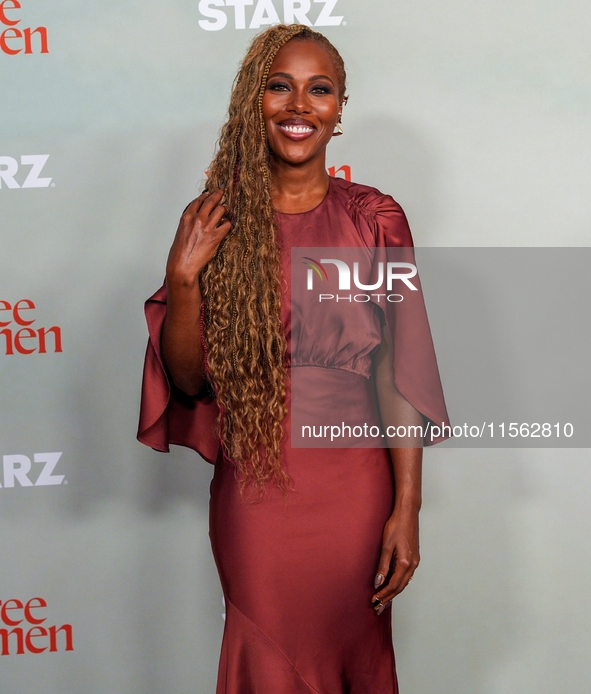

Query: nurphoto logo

[304,258,418,291]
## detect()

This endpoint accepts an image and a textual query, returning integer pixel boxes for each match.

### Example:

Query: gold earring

[333,115,343,136]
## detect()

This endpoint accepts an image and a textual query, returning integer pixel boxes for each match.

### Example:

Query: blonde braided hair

[201,24,347,490]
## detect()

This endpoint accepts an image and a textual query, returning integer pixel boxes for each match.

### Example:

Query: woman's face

[262,39,342,168]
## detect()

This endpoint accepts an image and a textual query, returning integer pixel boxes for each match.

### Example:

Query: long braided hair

[201,24,347,490]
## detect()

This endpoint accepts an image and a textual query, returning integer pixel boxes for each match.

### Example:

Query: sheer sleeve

[136,284,221,464]
[348,187,451,445]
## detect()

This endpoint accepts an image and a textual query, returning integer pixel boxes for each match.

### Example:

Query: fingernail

[377,603,386,616]
[374,574,384,590]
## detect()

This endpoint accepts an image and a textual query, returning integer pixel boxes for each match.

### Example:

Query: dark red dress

[138,177,449,693]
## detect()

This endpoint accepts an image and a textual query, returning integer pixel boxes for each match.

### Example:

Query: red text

[328,165,351,181]
[0,1,48,55]
[0,300,62,355]
[0,597,73,656]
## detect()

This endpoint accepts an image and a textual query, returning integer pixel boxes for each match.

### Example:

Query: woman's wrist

[392,493,422,515]
[165,269,203,295]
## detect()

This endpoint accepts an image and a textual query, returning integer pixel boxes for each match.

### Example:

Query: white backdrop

[1,1,590,692]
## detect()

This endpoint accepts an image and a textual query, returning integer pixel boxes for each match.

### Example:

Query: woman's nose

[286,87,311,113]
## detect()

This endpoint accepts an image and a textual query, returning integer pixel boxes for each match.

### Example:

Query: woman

[138,24,449,693]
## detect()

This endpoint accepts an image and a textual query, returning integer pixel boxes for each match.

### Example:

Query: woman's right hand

[166,188,232,289]
[161,189,231,396]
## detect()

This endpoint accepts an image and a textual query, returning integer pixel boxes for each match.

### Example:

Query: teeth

[280,124,314,133]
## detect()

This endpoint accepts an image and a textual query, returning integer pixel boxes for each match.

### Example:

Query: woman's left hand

[371,506,420,614]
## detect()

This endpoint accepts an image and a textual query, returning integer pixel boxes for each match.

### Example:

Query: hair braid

[200,25,347,491]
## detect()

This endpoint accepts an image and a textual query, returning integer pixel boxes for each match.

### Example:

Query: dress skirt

[209,367,398,694]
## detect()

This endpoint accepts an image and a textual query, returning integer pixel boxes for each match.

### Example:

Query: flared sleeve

[136,284,221,464]
[347,186,451,445]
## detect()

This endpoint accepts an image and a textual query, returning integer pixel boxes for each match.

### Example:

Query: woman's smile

[276,117,317,140]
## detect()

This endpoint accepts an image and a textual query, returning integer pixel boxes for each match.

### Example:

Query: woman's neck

[269,157,330,214]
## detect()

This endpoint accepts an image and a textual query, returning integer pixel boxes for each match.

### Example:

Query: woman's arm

[371,319,423,613]
[162,189,231,396]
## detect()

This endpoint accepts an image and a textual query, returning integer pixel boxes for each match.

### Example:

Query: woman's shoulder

[330,176,404,218]
[330,177,413,247]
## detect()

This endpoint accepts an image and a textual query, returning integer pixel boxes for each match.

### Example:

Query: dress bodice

[276,176,413,379]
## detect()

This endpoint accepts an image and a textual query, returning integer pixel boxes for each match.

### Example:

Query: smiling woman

[138,23,449,694]
[263,38,344,211]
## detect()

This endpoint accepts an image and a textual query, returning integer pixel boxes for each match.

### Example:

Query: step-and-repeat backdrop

[2,2,590,692]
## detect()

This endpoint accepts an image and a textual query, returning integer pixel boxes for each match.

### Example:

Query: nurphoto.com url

[300,422,574,443]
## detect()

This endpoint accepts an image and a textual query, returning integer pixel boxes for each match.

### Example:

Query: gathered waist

[290,366,383,448]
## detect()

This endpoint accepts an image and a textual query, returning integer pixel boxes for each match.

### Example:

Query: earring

[333,115,343,137]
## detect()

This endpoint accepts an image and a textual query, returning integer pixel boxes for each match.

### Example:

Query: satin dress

[138,176,449,693]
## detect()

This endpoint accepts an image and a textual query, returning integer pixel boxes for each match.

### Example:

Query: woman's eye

[268,82,289,91]
[311,85,332,95]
